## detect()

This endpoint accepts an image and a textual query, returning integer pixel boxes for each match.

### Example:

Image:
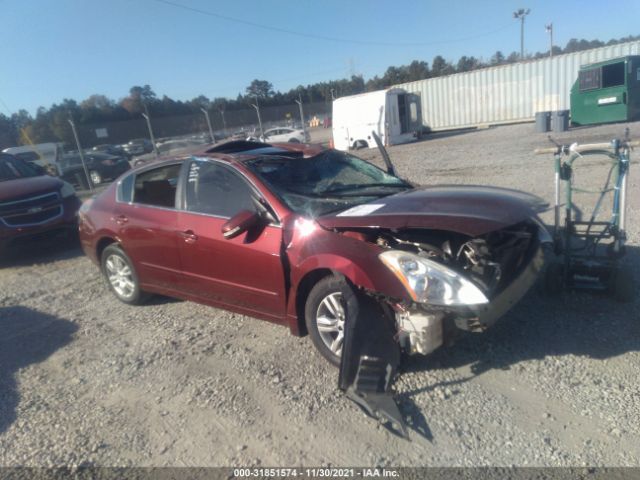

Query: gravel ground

[0,121,639,467]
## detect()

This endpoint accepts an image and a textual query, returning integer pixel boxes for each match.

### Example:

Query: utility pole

[251,96,264,139]
[67,118,93,191]
[218,108,227,133]
[200,107,215,143]
[294,95,307,140]
[141,103,159,157]
[545,23,554,58]
[513,8,531,60]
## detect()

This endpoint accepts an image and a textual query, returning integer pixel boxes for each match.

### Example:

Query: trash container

[551,110,570,132]
[535,111,551,132]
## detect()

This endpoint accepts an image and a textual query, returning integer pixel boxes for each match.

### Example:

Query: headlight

[60,182,76,198]
[379,250,489,306]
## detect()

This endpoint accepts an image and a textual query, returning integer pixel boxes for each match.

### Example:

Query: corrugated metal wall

[394,41,640,130]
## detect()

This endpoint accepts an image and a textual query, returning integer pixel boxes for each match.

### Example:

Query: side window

[133,164,181,208]
[185,160,257,218]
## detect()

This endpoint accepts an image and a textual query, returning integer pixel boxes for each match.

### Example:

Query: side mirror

[221,210,262,240]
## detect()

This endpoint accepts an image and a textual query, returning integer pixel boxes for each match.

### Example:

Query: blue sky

[1,0,639,115]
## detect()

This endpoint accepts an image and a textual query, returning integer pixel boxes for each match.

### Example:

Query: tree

[431,56,454,77]
[491,51,505,65]
[121,85,157,115]
[245,79,274,99]
[456,56,480,72]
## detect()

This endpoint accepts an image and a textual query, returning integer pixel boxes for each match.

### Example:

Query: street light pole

[513,8,531,60]
[218,108,227,133]
[141,104,159,157]
[67,118,93,191]
[294,95,307,140]
[200,107,215,143]
[251,96,264,139]
[546,23,554,58]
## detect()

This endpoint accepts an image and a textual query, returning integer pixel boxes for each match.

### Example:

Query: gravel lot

[1,121,639,467]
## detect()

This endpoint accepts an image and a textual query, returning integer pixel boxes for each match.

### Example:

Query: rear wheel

[305,275,358,367]
[288,138,300,143]
[101,244,148,305]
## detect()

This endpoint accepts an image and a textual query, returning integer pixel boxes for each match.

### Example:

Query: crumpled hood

[0,176,64,203]
[317,185,549,237]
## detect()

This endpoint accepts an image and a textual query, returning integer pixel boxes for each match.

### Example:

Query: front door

[176,159,286,321]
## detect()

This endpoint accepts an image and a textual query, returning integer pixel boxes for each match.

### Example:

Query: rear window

[133,164,181,208]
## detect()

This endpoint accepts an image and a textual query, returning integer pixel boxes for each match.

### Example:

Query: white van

[331,88,422,151]
[2,143,63,175]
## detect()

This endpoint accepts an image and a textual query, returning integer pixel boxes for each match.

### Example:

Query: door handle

[178,229,198,243]
[114,215,128,225]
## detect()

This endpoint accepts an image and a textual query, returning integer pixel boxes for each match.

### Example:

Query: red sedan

[79,140,548,434]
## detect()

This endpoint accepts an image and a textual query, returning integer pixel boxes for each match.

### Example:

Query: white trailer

[331,88,422,151]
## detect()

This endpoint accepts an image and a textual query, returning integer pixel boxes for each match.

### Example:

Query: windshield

[0,155,40,182]
[246,150,410,216]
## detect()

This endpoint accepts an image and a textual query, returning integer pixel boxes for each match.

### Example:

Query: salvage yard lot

[1,121,639,467]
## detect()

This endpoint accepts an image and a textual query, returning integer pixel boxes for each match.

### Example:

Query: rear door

[115,163,184,292]
[176,158,286,320]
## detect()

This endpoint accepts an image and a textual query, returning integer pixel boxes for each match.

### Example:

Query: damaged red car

[79,140,549,435]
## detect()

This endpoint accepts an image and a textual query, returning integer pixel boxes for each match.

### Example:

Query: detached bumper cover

[338,292,408,439]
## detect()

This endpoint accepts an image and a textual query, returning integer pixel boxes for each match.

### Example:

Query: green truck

[570,55,640,126]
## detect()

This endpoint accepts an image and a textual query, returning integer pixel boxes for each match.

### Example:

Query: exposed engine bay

[337,220,542,357]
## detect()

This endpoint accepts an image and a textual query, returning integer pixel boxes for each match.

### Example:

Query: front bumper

[0,195,82,250]
[459,245,545,330]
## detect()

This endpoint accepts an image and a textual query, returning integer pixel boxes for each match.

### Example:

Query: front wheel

[305,275,360,366]
[101,244,148,305]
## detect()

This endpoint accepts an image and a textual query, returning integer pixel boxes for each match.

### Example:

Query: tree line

[1,34,638,149]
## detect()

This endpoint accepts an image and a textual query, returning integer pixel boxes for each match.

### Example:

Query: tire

[101,244,149,305]
[611,266,635,303]
[305,275,360,367]
[288,138,300,143]
[89,170,102,185]
[353,140,368,150]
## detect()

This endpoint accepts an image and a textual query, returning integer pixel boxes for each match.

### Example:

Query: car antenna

[371,130,396,176]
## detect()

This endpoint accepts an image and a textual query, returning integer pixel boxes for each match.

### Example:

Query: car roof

[131,141,325,173]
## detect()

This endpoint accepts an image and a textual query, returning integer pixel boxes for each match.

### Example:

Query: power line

[150,0,514,47]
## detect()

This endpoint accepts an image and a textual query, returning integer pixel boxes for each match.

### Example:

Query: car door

[114,163,184,292]
[176,158,286,321]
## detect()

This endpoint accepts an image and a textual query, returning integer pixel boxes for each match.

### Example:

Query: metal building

[394,40,640,131]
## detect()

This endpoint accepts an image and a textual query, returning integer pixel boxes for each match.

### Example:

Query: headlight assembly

[60,182,76,198]
[379,250,489,306]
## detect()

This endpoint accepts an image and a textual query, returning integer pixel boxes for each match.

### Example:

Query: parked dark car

[0,153,81,255]
[92,144,131,161]
[59,152,131,188]
[122,138,153,156]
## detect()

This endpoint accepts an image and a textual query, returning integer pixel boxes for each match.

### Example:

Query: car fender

[284,225,410,333]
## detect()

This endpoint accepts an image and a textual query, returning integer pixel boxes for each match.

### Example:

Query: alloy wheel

[315,292,346,356]
[105,254,135,299]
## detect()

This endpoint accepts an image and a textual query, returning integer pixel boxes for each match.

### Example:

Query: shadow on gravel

[0,233,83,269]
[402,246,640,393]
[0,306,77,434]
